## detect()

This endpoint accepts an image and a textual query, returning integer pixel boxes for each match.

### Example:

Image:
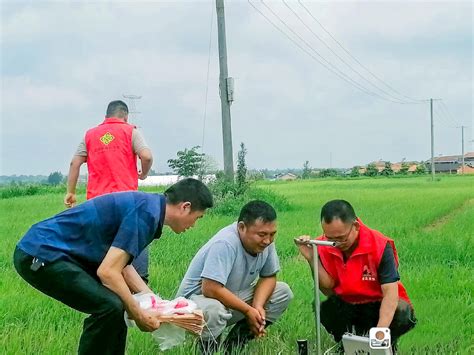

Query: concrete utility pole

[216,0,234,180]
[429,98,442,181]
[459,125,466,174]
[430,98,435,180]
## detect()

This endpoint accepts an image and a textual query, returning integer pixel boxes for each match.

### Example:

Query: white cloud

[1,76,89,112]
[0,0,472,174]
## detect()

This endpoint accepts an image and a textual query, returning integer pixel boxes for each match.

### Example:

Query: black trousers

[13,247,127,355]
[320,295,416,344]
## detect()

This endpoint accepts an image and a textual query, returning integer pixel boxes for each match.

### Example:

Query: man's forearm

[307,259,335,290]
[203,283,250,314]
[138,148,153,177]
[67,156,86,193]
[140,158,152,176]
[99,269,142,319]
[67,164,80,193]
[378,283,399,327]
[252,276,276,308]
[122,265,153,294]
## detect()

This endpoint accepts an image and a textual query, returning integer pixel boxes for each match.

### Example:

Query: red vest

[85,117,138,199]
[317,218,411,304]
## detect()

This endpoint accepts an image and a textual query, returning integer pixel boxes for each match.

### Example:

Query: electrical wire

[251,0,424,104]
[200,3,214,169]
[282,0,423,105]
[297,0,426,104]
[439,100,461,126]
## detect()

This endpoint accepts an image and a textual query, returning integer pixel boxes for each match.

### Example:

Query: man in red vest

[296,200,416,351]
[64,100,153,282]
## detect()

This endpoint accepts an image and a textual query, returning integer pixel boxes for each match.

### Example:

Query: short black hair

[320,200,356,224]
[164,178,213,211]
[106,100,129,118]
[238,200,276,226]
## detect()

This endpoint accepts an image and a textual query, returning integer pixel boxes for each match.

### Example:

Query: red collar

[101,117,127,125]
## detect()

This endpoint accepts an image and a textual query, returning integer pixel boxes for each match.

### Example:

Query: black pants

[320,295,416,344]
[13,247,127,355]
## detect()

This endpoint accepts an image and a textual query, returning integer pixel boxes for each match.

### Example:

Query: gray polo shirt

[176,222,280,298]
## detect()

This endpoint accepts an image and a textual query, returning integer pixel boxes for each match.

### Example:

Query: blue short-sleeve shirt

[17,191,165,272]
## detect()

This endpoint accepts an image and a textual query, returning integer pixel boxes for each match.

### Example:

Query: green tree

[319,168,340,178]
[365,163,378,177]
[248,170,265,181]
[381,161,394,176]
[167,146,204,177]
[398,161,409,175]
[236,142,248,194]
[197,154,219,180]
[415,163,427,175]
[302,161,311,179]
[47,171,63,185]
[350,166,360,177]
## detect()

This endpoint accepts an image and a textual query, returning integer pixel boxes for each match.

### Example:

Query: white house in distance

[138,174,215,187]
[138,175,180,187]
[274,173,298,181]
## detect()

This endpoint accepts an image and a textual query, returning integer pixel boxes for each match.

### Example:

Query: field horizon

[1,175,473,354]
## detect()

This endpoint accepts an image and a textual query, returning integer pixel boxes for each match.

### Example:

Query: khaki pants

[190,281,293,341]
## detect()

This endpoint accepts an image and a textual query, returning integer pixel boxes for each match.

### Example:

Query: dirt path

[423,198,474,232]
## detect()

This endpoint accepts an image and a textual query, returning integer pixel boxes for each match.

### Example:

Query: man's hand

[245,306,266,337]
[138,171,147,180]
[134,308,162,332]
[294,235,313,262]
[64,193,77,208]
[253,305,267,337]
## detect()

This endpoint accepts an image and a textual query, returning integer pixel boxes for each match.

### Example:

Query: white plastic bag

[151,323,186,351]
[124,293,198,351]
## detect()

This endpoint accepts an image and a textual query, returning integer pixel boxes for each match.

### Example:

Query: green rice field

[1,176,473,354]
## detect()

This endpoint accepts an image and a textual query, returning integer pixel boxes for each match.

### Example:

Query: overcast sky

[1,0,472,175]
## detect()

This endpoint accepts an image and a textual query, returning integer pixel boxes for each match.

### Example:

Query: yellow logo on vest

[100,132,115,145]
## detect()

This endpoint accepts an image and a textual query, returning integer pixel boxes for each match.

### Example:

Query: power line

[201,3,214,158]
[433,107,455,128]
[282,0,423,105]
[439,100,461,125]
[250,0,420,104]
[296,0,425,104]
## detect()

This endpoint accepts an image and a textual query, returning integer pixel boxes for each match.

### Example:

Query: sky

[1,0,472,175]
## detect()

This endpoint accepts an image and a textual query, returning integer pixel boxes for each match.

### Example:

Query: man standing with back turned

[296,200,416,352]
[64,100,153,282]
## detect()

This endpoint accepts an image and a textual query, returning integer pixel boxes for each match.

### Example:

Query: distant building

[457,164,474,174]
[275,173,298,181]
[425,152,474,174]
[359,161,417,174]
[139,175,180,186]
[138,174,215,187]
[391,162,417,173]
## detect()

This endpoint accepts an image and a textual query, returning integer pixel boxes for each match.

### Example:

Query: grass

[1,175,473,354]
